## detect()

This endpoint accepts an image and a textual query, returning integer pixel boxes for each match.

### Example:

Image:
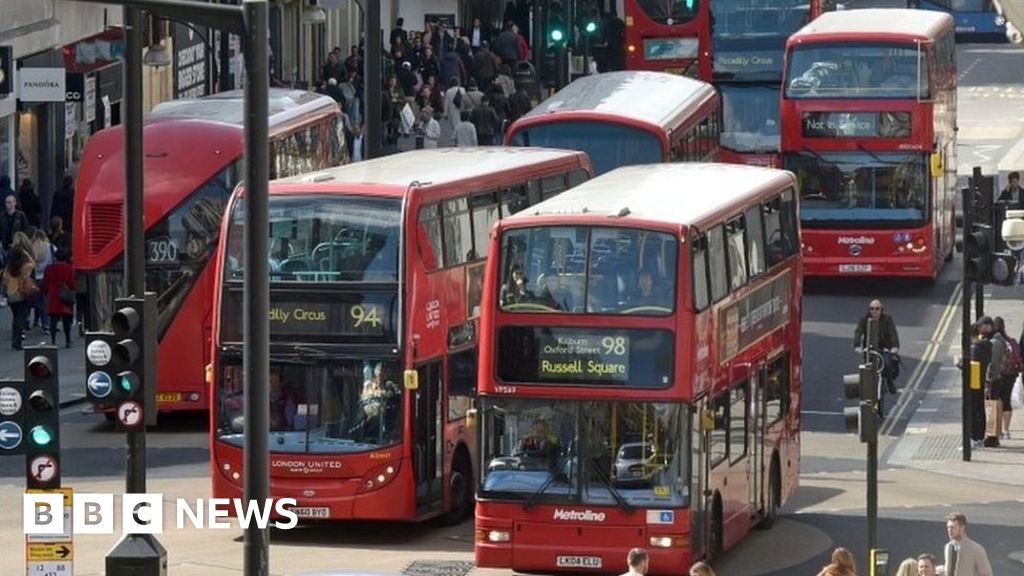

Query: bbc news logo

[24,494,299,534]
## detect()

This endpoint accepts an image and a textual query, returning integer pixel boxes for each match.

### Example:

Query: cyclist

[853,299,901,394]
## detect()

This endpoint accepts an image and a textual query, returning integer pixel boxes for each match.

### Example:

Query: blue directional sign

[87,372,113,399]
[0,420,23,450]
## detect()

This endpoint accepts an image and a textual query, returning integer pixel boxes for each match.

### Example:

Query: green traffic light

[118,371,139,395]
[550,28,565,42]
[585,21,597,33]
[28,425,54,447]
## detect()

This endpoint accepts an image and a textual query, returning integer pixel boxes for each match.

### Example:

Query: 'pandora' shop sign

[19,68,66,102]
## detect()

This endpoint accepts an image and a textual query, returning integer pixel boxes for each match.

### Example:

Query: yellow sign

[26,487,72,507]
[26,543,73,561]
[156,392,182,403]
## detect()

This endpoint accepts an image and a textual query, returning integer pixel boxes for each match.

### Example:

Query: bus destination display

[538,333,630,381]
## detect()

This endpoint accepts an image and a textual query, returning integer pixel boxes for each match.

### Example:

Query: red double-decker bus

[623,0,711,79]
[475,163,802,573]
[506,71,719,175]
[711,0,829,168]
[210,148,592,522]
[73,89,342,414]
[780,9,957,278]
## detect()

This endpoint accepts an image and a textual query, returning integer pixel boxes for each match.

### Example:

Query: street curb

[60,396,89,410]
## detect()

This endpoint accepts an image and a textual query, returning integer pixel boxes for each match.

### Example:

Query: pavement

[887,282,1024,487]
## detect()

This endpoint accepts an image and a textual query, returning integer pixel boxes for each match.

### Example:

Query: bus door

[690,396,708,560]
[414,361,443,514]
[748,363,766,513]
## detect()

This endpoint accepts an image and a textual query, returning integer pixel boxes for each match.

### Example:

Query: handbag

[19,276,39,298]
[59,284,75,306]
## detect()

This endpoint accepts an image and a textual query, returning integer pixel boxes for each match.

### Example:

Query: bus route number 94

[350,304,382,328]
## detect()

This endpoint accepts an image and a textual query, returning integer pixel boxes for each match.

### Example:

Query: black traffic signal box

[23,346,60,489]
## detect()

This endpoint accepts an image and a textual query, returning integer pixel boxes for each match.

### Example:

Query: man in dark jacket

[853,299,901,393]
[0,191,28,254]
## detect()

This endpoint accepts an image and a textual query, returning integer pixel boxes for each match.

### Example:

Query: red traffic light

[27,356,54,379]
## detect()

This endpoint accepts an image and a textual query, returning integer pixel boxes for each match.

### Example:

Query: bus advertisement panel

[73,89,342,414]
[780,9,957,278]
[475,164,802,574]
[623,0,712,79]
[506,71,719,175]
[210,148,591,523]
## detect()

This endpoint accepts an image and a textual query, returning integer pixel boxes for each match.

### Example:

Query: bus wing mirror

[930,152,943,178]
[466,407,478,428]
[699,409,715,431]
[403,369,419,390]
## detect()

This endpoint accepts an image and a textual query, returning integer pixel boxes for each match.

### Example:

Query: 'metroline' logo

[552,508,606,522]
[24,494,299,535]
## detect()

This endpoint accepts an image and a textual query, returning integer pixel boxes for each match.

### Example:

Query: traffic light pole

[123,4,147,497]
[962,180,974,462]
[865,318,879,565]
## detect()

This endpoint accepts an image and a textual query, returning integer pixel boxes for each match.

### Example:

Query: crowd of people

[0,175,79,350]
[316,16,548,155]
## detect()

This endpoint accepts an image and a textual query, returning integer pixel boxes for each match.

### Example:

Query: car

[611,442,662,487]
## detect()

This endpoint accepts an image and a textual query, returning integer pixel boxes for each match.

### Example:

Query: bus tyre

[439,456,473,526]
[758,458,780,530]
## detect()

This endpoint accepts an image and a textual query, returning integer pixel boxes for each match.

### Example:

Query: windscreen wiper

[856,143,888,165]
[523,456,570,511]
[587,458,633,512]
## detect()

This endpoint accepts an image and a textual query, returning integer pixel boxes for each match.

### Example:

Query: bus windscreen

[511,122,663,176]
[785,42,928,98]
[634,0,701,23]
[719,84,781,152]
[479,398,691,508]
[789,151,928,225]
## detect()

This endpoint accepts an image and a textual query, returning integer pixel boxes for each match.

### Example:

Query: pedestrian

[942,512,992,576]
[42,248,74,348]
[992,316,1017,440]
[49,215,69,256]
[2,243,36,350]
[853,299,901,393]
[419,106,441,149]
[894,557,917,576]
[18,178,41,228]
[0,190,28,254]
[968,319,993,447]
[619,548,649,576]
[470,94,500,145]
[817,547,857,576]
[454,111,478,147]
[29,227,52,332]
[997,170,1024,207]
[689,561,716,576]
[51,175,74,232]
[916,553,937,576]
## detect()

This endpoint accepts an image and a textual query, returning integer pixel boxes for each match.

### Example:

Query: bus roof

[149,88,336,128]
[504,163,795,229]
[274,147,589,192]
[512,71,717,132]
[788,9,952,43]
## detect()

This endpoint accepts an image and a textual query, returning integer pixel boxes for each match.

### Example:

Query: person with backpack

[993,317,1017,439]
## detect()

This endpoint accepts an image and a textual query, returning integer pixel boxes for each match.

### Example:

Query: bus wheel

[439,455,473,526]
[758,458,780,530]
[708,496,724,561]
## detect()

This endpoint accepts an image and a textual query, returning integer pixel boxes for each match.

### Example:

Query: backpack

[452,89,463,109]
[1003,337,1022,375]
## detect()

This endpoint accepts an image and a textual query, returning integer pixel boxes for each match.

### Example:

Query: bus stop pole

[242,1,271,575]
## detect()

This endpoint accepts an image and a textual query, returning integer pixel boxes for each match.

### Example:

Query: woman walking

[42,248,75,348]
[2,244,36,350]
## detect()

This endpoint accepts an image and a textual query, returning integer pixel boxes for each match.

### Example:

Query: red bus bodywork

[623,0,712,80]
[506,71,719,175]
[780,10,957,278]
[475,164,802,574]
[210,148,592,522]
[73,89,341,413]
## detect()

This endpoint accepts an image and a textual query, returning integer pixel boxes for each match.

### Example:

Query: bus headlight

[648,536,685,548]
[357,461,402,493]
[476,529,511,543]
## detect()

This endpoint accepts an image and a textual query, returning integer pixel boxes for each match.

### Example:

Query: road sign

[26,560,72,576]
[117,400,143,428]
[26,542,73,561]
[86,372,113,400]
[86,339,112,366]
[0,386,21,415]
[0,420,23,450]
[28,455,58,484]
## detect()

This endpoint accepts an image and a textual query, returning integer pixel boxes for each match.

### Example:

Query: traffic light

[963,223,993,283]
[548,0,566,45]
[23,346,60,489]
[843,363,879,444]
[110,296,157,427]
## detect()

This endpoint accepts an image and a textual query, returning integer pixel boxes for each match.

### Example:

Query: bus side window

[447,349,476,421]
[470,192,500,261]
[568,169,589,188]
[709,393,729,468]
[765,353,791,424]
[500,185,529,216]
[744,206,766,278]
[443,197,474,265]
[779,189,799,258]
[725,216,747,291]
[729,381,748,463]
[707,225,728,303]
[692,234,710,311]
[418,204,444,272]
[541,174,567,200]
[763,197,784,268]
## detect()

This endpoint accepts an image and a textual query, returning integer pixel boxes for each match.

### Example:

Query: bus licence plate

[292,507,330,518]
[156,393,182,403]
[839,264,872,273]
[556,556,603,568]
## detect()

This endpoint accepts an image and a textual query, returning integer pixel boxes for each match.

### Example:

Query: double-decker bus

[623,0,712,79]
[73,89,342,414]
[506,71,719,175]
[780,9,957,278]
[210,148,592,522]
[711,0,829,167]
[475,163,802,573]
[912,0,1007,39]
